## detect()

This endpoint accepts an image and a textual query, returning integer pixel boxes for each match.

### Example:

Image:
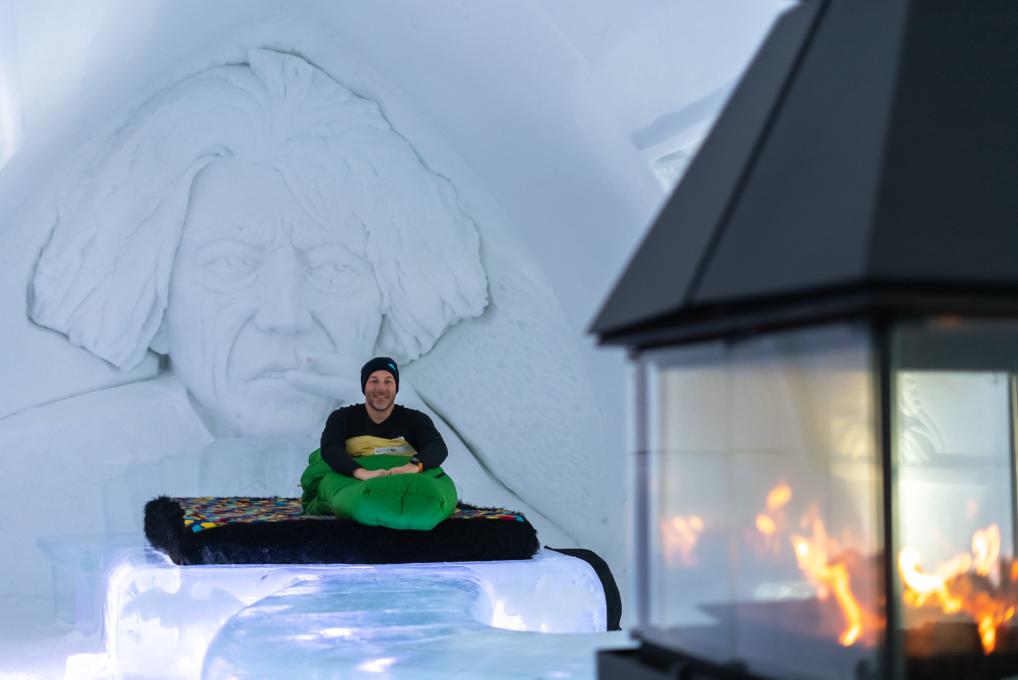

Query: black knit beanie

[360,357,399,394]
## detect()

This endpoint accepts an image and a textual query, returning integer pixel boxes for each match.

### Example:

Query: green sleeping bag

[300,450,457,531]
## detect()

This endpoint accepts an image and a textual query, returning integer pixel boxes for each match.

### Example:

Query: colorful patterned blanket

[178,496,526,534]
[144,495,539,565]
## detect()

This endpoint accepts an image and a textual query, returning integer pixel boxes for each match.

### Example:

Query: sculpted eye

[309,262,350,276]
[190,238,262,291]
[205,255,259,276]
[207,255,255,268]
[306,260,357,289]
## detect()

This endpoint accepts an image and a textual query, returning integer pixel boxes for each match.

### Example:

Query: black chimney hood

[592,0,1018,351]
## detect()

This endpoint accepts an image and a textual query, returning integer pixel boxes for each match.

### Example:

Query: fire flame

[661,514,704,566]
[755,514,777,536]
[898,524,1012,654]
[766,483,793,512]
[757,482,794,545]
[753,484,1015,655]
[898,546,966,613]
[790,517,864,647]
[972,524,1001,578]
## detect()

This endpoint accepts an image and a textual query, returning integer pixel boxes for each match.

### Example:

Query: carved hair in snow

[29,48,488,371]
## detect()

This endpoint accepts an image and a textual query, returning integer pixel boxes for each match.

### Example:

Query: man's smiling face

[364,370,397,415]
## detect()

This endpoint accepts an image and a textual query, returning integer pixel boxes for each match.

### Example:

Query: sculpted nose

[254,251,313,334]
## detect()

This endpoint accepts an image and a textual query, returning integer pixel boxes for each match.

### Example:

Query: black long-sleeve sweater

[320,404,448,476]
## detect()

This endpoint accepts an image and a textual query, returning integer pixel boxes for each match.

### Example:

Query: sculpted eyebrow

[298,242,364,260]
[194,237,262,256]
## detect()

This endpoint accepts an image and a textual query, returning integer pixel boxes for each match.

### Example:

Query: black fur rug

[144,496,540,566]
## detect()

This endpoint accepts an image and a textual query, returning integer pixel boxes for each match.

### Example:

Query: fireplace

[591,1,1017,678]
[614,321,1018,680]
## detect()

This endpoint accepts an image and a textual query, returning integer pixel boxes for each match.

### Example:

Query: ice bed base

[104,547,612,679]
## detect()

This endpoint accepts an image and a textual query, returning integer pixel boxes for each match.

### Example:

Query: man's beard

[368,393,394,411]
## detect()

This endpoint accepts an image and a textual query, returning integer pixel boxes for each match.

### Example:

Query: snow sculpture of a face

[164,160,384,435]
[29,49,488,437]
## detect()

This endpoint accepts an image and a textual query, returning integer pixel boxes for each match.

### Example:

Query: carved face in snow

[28,49,490,440]
[162,160,383,436]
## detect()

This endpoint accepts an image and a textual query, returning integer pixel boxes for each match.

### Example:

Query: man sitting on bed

[299,357,458,530]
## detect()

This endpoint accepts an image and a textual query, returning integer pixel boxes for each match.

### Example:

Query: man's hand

[388,463,421,475]
[353,467,391,481]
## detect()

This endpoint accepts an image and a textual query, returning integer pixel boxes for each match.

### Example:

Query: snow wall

[0,0,789,622]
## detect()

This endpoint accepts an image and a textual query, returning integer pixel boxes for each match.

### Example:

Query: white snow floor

[0,601,103,680]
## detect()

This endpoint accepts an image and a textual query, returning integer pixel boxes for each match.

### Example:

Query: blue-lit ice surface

[105,547,624,679]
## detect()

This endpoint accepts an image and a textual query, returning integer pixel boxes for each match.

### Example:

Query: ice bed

[98,496,621,678]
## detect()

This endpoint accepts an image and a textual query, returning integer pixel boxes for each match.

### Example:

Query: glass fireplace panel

[892,320,1018,671]
[640,322,884,680]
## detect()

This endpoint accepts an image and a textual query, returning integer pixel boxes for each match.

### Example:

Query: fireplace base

[598,637,1018,680]
[597,642,778,680]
